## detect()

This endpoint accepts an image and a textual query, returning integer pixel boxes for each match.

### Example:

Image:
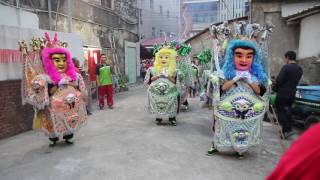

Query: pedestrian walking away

[273,51,303,139]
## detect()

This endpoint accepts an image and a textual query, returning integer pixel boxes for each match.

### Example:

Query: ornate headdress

[209,21,274,86]
[41,32,76,85]
[153,40,191,57]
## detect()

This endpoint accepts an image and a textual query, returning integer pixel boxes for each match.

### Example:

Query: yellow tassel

[222,39,228,51]
[34,110,42,129]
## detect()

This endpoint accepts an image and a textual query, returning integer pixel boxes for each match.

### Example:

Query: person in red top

[267,123,320,180]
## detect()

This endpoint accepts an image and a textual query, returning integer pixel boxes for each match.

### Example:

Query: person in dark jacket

[273,51,303,139]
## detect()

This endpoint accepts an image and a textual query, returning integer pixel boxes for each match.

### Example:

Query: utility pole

[232,0,235,19]
[67,0,72,33]
[16,0,21,27]
[48,0,52,30]
[249,0,252,23]
[138,0,141,41]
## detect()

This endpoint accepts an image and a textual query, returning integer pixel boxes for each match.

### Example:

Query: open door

[125,41,140,84]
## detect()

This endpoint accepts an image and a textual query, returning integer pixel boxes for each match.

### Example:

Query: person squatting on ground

[21,33,88,147]
[273,51,303,139]
[144,47,180,126]
[96,54,114,109]
[207,39,268,159]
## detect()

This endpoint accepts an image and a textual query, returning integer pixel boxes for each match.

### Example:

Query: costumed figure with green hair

[144,47,180,126]
[207,22,273,158]
[197,49,213,107]
[175,42,193,110]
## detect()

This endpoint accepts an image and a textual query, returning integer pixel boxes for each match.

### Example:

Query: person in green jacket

[95,54,113,109]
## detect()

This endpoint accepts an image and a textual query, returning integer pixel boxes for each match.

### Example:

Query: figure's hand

[242,72,253,84]
[32,81,41,90]
[151,76,159,81]
[161,69,169,77]
[58,78,69,88]
[232,75,241,82]
[32,79,44,93]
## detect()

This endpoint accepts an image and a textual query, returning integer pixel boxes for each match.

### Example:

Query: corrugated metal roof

[184,0,218,4]
[287,4,320,22]
[282,2,320,18]
[184,16,248,43]
[141,36,181,47]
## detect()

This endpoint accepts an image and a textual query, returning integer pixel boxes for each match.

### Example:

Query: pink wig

[41,47,77,85]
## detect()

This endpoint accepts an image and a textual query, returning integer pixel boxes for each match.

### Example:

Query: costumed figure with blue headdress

[207,21,273,158]
[144,46,181,126]
[20,33,88,148]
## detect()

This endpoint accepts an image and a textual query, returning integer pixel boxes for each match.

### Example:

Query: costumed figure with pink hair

[20,33,87,147]
[206,22,273,158]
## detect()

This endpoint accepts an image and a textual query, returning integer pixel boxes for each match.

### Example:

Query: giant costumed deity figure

[144,47,180,126]
[207,22,273,158]
[174,42,193,110]
[20,33,87,147]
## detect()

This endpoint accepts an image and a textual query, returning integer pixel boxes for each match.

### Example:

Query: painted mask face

[52,53,67,73]
[159,53,170,68]
[234,48,254,71]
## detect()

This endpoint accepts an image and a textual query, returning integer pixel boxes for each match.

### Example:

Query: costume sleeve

[251,75,259,84]
[77,74,88,100]
[175,70,181,94]
[29,75,50,110]
[209,73,221,106]
[273,66,287,92]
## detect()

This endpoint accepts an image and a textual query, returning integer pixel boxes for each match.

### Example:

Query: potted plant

[119,74,129,92]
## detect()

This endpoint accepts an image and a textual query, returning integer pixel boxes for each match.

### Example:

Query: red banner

[0,49,23,63]
[0,49,37,64]
[86,49,101,81]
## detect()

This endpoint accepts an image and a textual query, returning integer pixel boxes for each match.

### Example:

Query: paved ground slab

[0,85,294,180]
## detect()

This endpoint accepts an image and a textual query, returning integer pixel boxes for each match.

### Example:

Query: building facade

[0,0,140,139]
[181,0,219,38]
[139,0,181,40]
[219,0,249,21]
[252,0,320,84]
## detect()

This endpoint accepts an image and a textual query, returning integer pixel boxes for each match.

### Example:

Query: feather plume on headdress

[41,32,76,85]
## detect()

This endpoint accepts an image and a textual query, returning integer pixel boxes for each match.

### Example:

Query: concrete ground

[0,85,295,180]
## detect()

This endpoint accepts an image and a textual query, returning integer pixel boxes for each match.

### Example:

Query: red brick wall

[0,80,34,139]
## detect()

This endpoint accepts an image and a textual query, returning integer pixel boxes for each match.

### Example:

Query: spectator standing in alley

[72,57,81,73]
[140,59,147,80]
[96,54,114,109]
[273,51,303,139]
